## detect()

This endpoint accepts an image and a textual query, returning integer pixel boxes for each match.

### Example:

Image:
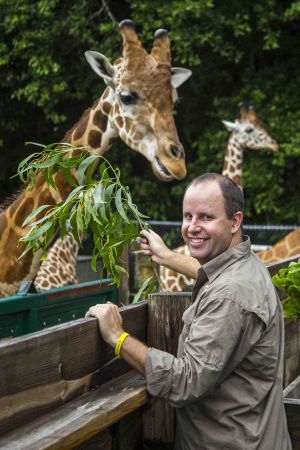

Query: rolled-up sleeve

[145,294,246,407]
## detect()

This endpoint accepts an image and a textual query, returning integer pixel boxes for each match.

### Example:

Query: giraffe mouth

[154,157,173,180]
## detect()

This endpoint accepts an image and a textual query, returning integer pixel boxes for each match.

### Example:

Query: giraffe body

[257,227,300,263]
[160,104,279,292]
[0,21,191,297]
[34,235,79,292]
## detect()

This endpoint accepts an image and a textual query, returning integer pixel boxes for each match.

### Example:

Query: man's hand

[85,302,123,348]
[85,301,148,374]
[139,229,173,264]
[139,229,200,280]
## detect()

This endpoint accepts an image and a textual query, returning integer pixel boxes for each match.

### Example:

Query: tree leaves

[18,143,152,288]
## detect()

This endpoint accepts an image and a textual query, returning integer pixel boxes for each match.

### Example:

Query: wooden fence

[0,254,299,449]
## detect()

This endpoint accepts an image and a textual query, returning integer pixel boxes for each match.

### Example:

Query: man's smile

[188,237,210,245]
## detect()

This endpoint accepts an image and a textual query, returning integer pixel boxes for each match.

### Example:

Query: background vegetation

[0,0,299,224]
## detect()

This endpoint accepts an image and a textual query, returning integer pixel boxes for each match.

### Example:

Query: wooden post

[119,246,130,306]
[283,318,300,387]
[142,291,192,444]
[283,374,300,450]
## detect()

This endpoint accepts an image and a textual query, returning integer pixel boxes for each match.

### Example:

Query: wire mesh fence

[146,221,299,250]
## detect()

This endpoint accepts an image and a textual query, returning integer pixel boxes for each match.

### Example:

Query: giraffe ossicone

[160,104,279,292]
[0,20,192,297]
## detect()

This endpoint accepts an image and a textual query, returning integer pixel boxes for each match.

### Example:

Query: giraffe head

[85,20,191,182]
[222,103,279,153]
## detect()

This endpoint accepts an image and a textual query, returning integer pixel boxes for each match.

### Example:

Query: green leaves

[272,259,300,319]
[16,142,85,187]
[18,143,152,288]
[132,275,159,303]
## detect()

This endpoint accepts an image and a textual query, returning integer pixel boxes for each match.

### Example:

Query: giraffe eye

[119,91,138,105]
[245,126,254,133]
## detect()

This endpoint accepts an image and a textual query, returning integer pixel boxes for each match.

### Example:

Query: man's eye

[119,92,138,105]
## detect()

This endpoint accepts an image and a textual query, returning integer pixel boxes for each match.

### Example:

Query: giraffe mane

[0,186,27,213]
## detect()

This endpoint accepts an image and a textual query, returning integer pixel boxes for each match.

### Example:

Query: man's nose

[189,218,200,231]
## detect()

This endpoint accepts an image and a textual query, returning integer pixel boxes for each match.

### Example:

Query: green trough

[0,279,118,340]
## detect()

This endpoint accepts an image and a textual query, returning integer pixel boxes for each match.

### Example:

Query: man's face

[181,181,242,265]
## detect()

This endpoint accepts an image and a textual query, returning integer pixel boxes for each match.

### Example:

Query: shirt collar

[197,235,251,287]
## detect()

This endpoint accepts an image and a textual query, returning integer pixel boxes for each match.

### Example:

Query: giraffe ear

[171,67,192,88]
[222,120,242,132]
[85,51,116,87]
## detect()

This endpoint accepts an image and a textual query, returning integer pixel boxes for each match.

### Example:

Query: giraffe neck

[0,87,117,296]
[222,134,244,186]
[67,87,117,154]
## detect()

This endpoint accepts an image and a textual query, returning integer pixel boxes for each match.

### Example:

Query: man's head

[181,173,244,265]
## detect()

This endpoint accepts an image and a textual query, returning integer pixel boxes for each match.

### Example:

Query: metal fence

[145,221,299,250]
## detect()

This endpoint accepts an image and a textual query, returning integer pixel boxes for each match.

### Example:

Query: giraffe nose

[270,140,279,152]
[169,145,182,160]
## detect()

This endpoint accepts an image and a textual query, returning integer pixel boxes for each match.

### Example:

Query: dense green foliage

[1,0,299,224]
[273,259,300,318]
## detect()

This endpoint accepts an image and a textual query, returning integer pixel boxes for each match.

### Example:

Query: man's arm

[139,229,200,279]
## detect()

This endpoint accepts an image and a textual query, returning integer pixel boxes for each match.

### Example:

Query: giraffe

[0,20,192,297]
[34,234,80,292]
[160,104,279,291]
[256,228,300,263]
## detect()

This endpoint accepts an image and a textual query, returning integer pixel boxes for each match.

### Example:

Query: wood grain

[0,370,148,450]
[0,301,148,436]
[142,292,192,443]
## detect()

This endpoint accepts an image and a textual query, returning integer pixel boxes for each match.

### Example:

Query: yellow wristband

[115,332,130,357]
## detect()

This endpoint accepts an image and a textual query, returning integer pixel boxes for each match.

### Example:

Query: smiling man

[86,173,291,450]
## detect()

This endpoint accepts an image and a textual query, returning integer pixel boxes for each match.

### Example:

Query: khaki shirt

[145,237,291,450]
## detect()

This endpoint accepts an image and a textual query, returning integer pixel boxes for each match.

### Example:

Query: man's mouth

[189,238,209,245]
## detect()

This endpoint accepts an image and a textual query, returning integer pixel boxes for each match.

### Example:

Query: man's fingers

[85,308,95,318]
[85,304,102,317]
[140,229,151,239]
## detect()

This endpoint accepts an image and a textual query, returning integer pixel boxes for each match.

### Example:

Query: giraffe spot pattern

[124,117,133,131]
[102,101,112,115]
[14,197,34,227]
[115,115,124,129]
[73,108,90,141]
[8,194,25,218]
[91,99,100,110]
[0,214,7,230]
[102,87,110,100]
[132,130,144,141]
[88,130,102,149]
[93,110,108,132]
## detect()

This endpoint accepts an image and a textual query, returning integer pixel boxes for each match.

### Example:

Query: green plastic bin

[0,278,118,340]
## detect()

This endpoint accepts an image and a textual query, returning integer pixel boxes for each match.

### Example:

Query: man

[86,173,291,450]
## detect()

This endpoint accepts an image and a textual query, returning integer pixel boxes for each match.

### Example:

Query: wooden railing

[0,302,148,449]
[0,254,299,449]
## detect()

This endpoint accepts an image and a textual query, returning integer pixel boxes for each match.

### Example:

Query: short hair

[184,173,244,220]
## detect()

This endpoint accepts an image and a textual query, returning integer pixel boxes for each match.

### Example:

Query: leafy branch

[17,142,152,287]
[272,258,300,319]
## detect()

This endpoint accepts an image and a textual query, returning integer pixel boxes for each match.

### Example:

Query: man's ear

[171,67,192,88]
[85,51,116,88]
[232,211,243,233]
